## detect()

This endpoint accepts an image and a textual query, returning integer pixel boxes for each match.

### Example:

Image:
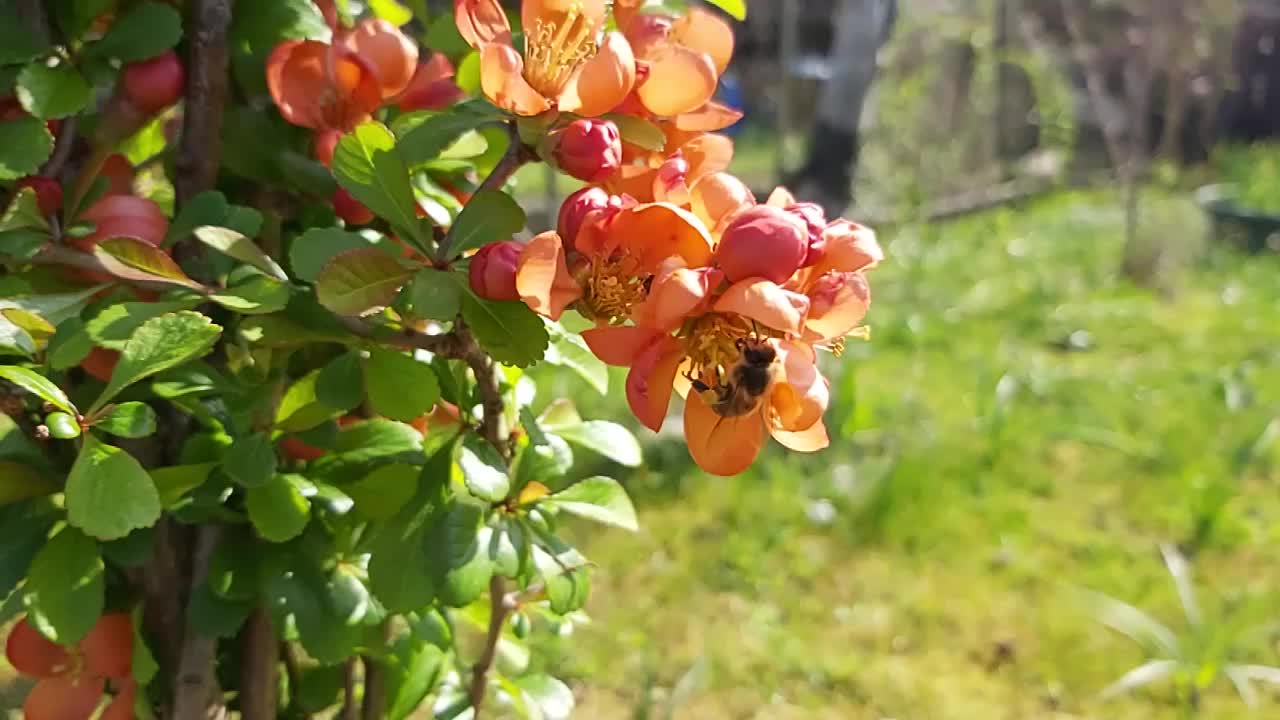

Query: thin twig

[341,658,360,720]
[238,608,279,720]
[336,315,470,357]
[42,117,79,181]
[171,525,226,720]
[467,575,514,718]
[281,643,313,720]
[465,342,510,461]
[436,123,532,262]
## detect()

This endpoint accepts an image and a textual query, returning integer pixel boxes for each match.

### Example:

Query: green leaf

[44,411,80,439]
[289,227,370,282]
[276,370,341,433]
[66,436,162,540]
[86,1,182,63]
[119,112,169,165]
[193,226,287,280]
[0,9,51,63]
[457,446,509,502]
[550,421,642,468]
[152,463,216,508]
[166,191,229,246]
[459,293,549,368]
[130,608,159,684]
[229,0,331,51]
[263,560,360,663]
[316,247,413,316]
[345,463,419,521]
[704,0,746,19]
[316,352,365,412]
[94,238,204,289]
[0,117,53,180]
[515,675,575,720]
[434,503,492,607]
[0,186,50,234]
[332,122,422,243]
[311,418,424,484]
[295,664,346,714]
[327,566,370,625]
[398,108,496,167]
[221,433,277,488]
[513,432,573,487]
[364,348,441,422]
[247,474,312,543]
[23,526,104,643]
[602,113,666,152]
[531,534,589,615]
[85,298,204,351]
[544,321,608,395]
[369,0,413,24]
[402,267,462,321]
[93,311,222,412]
[446,190,525,258]
[101,527,153,568]
[93,401,158,438]
[16,62,91,119]
[387,643,445,720]
[187,582,253,639]
[0,365,75,414]
[0,461,56,505]
[0,502,56,599]
[209,273,291,315]
[546,476,638,531]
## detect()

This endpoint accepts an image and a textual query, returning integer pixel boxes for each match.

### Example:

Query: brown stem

[467,575,513,718]
[171,525,226,720]
[42,117,79,182]
[1061,0,1128,172]
[337,315,470,358]
[360,654,386,720]
[282,643,313,720]
[465,343,510,461]
[341,658,361,720]
[238,608,279,720]
[437,124,532,262]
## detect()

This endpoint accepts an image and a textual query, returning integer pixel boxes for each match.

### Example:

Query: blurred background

[6,0,1280,718]
[514,0,1280,718]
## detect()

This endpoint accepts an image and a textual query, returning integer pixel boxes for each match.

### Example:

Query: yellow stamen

[679,313,750,385]
[582,254,647,324]
[523,3,598,98]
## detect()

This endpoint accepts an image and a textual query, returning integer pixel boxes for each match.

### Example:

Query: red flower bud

[468,241,523,302]
[785,202,829,267]
[715,205,808,284]
[100,154,136,196]
[76,195,169,250]
[120,51,185,115]
[333,188,374,225]
[314,129,343,167]
[551,119,622,183]
[16,177,63,216]
[557,186,622,252]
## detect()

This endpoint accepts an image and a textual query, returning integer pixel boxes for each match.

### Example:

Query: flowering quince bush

[0,0,878,717]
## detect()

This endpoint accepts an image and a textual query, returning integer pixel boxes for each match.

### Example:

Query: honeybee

[691,338,778,417]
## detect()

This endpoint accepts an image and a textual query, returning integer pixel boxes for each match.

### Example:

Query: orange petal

[396,54,465,111]
[633,264,721,331]
[690,172,755,235]
[582,325,665,366]
[673,101,743,132]
[559,32,636,117]
[325,47,384,129]
[5,619,69,678]
[479,44,553,116]
[637,43,717,117]
[455,0,512,47]
[683,391,765,476]
[713,280,810,336]
[766,187,797,208]
[100,682,136,720]
[625,336,685,431]
[770,418,830,452]
[681,133,734,186]
[612,0,645,31]
[80,614,133,681]
[768,341,829,432]
[23,675,105,720]
[266,41,326,128]
[819,220,883,274]
[806,272,870,342]
[671,8,734,75]
[613,203,714,269]
[340,19,420,98]
[602,164,660,204]
[516,231,582,320]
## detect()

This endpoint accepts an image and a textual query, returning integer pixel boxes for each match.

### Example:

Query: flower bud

[101,154,136,196]
[333,188,374,225]
[76,195,169,250]
[557,186,621,251]
[715,205,808,284]
[120,51,185,115]
[551,119,622,183]
[469,241,523,302]
[785,202,828,267]
[16,176,63,216]
[314,129,343,167]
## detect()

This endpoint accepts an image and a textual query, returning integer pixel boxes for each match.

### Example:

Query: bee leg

[691,379,711,393]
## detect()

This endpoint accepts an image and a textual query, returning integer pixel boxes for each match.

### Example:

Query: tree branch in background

[467,575,514,718]
[170,525,226,720]
[238,609,279,720]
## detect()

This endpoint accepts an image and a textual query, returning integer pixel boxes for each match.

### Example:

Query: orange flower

[267,19,418,131]
[516,200,714,323]
[615,5,734,118]
[4,614,135,720]
[454,0,636,117]
[396,54,466,112]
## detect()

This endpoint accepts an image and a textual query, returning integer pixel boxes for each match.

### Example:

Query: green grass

[531,188,1280,719]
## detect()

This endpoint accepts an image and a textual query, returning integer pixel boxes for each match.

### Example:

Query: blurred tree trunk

[786,0,897,216]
